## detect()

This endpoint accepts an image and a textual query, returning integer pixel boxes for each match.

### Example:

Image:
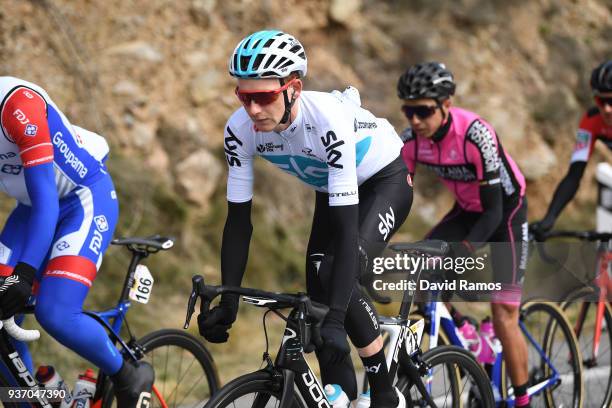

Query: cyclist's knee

[491,303,519,331]
[357,335,384,357]
[34,296,76,337]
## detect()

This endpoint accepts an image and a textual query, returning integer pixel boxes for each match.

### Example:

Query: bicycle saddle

[112,235,175,252]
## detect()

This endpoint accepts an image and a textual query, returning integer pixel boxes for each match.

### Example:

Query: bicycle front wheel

[396,345,495,408]
[102,329,219,408]
[521,301,583,408]
[561,290,612,408]
[206,370,306,408]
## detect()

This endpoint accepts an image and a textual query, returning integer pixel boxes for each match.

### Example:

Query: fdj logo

[1,164,22,175]
[301,371,331,408]
[89,230,103,255]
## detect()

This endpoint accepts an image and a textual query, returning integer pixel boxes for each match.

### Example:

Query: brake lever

[184,275,205,329]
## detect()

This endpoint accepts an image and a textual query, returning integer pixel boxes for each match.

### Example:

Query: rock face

[0,0,609,225]
[175,149,223,208]
[105,41,164,62]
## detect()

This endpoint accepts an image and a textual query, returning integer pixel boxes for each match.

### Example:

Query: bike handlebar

[535,230,612,242]
[0,317,40,342]
[184,275,328,350]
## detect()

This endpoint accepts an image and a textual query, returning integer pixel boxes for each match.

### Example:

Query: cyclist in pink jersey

[399,62,531,408]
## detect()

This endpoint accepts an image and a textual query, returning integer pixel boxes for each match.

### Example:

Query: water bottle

[457,318,482,357]
[35,366,72,408]
[355,389,371,408]
[324,384,350,408]
[478,317,502,364]
[71,369,97,408]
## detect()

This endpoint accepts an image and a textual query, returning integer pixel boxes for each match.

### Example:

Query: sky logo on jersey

[24,123,38,136]
[321,131,344,169]
[262,138,373,188]
[225,127,243,167]
[264,155,329,187]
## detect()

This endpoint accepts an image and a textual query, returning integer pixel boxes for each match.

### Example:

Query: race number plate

[129,264,154,304]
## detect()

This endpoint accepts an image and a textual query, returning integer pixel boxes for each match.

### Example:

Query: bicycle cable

[260,309,273,369]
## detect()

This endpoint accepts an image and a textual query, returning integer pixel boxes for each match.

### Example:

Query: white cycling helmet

[229,30,307,79]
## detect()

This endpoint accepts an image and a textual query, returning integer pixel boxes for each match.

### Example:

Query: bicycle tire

[205,370,306,408]
[561,289,612,408]
[519,301,583,408]
[102,329,219,408]
[396,345,495,408]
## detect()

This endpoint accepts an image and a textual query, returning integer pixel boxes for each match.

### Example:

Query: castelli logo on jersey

[467,121,499,173]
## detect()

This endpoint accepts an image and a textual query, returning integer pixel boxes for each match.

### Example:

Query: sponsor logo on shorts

[55,241,70,251]
[378,207,395,241]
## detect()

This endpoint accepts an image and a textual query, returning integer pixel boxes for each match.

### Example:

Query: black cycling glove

[530,216,555,239]
[198,294,239,343]
[319,309,350,365]
[0,262,35,319]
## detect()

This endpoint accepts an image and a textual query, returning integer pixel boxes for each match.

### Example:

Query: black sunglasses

[596,96,612,108]
[401,104,438,120]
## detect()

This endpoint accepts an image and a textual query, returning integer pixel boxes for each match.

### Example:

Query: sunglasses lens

[251,92,280,106]
[402,105,436,120]
[597,96,612,107]
[236,90,281,106]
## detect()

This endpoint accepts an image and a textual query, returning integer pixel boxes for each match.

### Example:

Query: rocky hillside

[0,0,610,376]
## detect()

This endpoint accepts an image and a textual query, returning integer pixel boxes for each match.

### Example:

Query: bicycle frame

[0,238,171,408]
[261,299,428,408]
[574,242,612,363]
[420,300,561,406]
[538,230,612,366]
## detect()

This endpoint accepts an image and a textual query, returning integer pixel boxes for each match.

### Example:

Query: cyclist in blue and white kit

[197,30,413,408]
[0,77,152,408]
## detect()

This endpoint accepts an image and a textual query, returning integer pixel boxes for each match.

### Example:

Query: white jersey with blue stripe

[224,89,403,206]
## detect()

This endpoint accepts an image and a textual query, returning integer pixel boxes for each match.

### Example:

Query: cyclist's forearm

[544,161,586,220]
[221,200,253,288]
[20,164,59,269]
[328,204,359,313]
[465,183,503,244]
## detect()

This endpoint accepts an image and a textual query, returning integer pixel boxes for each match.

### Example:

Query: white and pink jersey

[401,107,525,212]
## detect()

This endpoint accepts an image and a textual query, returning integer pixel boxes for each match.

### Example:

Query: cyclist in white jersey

[197,30,413,408]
